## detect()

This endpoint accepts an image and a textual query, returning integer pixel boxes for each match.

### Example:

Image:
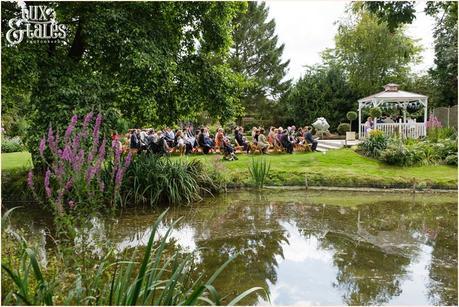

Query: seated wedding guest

[251,127,258,141]
[147,129,157,145]
[235,127,249,153]
[364,117,373,135]
[281,129,293,154]
[182,129,194,155]
[267,127,275,145]
[164,127,175,147]
[198,128,212,154]
[175,130,186,156]
[215,128,224,149]
[222,136,238,161]
[130,129,140,150]
[257,128,270,154]
[304,126,318,151]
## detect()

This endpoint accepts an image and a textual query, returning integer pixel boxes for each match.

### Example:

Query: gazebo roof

[358,84,427,103]
[358,90,428,103]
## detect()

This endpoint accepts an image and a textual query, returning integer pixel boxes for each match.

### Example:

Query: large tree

[281,64,358,130]
[361,1,458,106]
[425,2,458,107]
[229,1,290,115]
[323,11,422,97]
[1,1,246,163]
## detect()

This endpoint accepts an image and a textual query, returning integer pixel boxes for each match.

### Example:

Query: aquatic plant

[121,154,220,206]
[248,157,271,189]
[1,209,267,305]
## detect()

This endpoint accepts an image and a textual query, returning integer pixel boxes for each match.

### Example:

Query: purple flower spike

[125,152,132,169]
[44,169,52,198]
[93,113,102,139]
[39,138,46,156]
[64,115,78,142]
[65,178,73,191]
[68,200,75,209]
[27,171,34,189]
[115,168,124,187]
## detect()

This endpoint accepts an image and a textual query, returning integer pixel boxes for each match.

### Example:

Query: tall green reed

[1,208,268,305]
[121,154,221,207]
[248,157,271,189]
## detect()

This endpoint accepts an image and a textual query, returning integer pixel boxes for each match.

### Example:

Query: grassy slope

[175,149,458,189]
[1,149,457,189]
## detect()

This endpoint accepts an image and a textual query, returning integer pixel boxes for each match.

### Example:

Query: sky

[266,1,436,81]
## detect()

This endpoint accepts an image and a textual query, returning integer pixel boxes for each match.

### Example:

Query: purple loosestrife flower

[55,164,64,180]
[72,149,85,172]
[98,139,106,160]
[81,112,94,137]
[125,152,132,169]
[65,178,73,191]
[64,115,78,142]
[68,200,75,209]
[86,166,95,182]
[112,139,121,167]
[44,169,52,198]
[39,138,46,157]
[27,171,34,189]
[93,113,102,140]
[61,145,73,162]
[72,134,81,154]
[115,168,124,187]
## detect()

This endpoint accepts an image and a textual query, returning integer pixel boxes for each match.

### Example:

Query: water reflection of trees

[187,195,289,305]
[288,199,457,305]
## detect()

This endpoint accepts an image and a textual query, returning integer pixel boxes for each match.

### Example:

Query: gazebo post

[424,97,428,136]
[358,102,362,139]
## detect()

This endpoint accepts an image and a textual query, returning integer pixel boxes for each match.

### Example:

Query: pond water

[5,190,458,305]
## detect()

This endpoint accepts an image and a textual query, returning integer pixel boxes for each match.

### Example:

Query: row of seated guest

[129,124,318,156]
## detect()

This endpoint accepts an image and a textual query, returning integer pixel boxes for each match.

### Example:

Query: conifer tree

[230,2,291,115]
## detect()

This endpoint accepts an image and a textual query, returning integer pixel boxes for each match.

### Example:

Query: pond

[5,190,458,305]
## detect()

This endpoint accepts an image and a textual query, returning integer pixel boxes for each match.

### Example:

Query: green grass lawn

[1,149,457,189]
[1,151,33,171]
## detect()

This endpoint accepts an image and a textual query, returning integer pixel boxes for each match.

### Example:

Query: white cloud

[265,0,435,81]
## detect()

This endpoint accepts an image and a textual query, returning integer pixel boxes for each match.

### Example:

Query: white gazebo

[358,83,428,139]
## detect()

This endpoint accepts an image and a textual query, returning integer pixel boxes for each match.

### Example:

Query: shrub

[426,127,457,142]
[369,107,382,119]
[346,111,357,130]
[380,140,414,166]
[445,154,458,166]
[358,129,388,157]
[248,157,271,188]
[337,123,351,135]
[1,136,24,153]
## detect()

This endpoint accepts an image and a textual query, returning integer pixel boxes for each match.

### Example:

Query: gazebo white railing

[358,83,428,139]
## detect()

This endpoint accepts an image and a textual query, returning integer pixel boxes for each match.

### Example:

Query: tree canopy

[1,1,247,162]
[323,11,422,97]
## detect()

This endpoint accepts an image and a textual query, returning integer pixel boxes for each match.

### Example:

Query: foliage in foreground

[1,209,266,305]
[121,154,224,206]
